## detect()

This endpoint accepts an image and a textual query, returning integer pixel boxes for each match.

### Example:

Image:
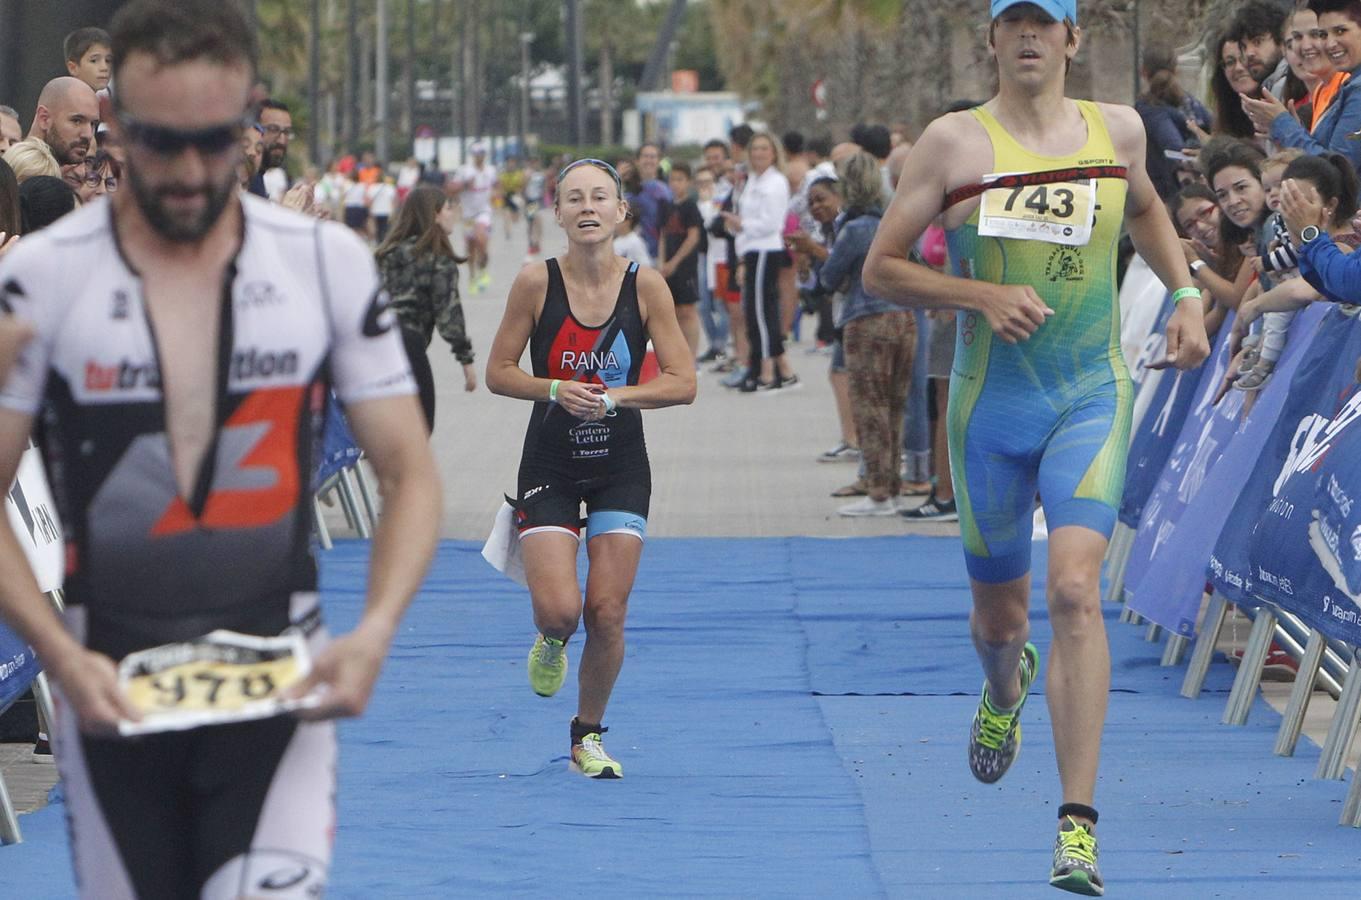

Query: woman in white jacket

[723,131,798,391]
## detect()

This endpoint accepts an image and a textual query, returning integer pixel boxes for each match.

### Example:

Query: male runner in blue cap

[865,2,1209,893]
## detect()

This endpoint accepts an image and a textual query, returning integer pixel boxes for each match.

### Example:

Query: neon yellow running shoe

[968,641,1039,783]
[527,634,568,697]
[1050,816,1104,895]
[570,728,622,779]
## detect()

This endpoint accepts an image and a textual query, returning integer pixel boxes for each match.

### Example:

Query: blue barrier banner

[1209,304,1354,606]
[1310,413,1361,607]
[1122,313,1246,633]
[1118,293,1211,528]
[1128,305,1330,633]
[314,395,363,489]
[0,622,39,716]
[1238,310,1361,643]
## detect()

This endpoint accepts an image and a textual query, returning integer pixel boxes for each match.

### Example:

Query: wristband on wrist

[602,391,617,414]
[1172,286,1201,305]
[548,379,561,403]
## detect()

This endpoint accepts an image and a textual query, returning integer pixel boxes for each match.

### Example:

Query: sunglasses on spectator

[118,113,251,156]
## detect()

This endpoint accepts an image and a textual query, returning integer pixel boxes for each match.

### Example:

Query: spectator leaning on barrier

[1198,138,1270,318]
[1173,181,1240,343]
[1244,0,1361,172]
[1230,151,1355,392]
[1280,148,1361,302]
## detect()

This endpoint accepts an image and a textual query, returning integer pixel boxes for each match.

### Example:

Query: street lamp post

[519,32,533,157]
[377,0,389,164]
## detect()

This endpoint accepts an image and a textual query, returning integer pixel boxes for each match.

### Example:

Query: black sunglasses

[118,112,251,156]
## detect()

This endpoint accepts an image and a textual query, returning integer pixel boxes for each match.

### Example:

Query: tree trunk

[600,42,614,147]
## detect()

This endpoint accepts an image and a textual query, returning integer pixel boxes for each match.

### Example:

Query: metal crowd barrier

[313,457,381,550]
[1118,582,1361,828]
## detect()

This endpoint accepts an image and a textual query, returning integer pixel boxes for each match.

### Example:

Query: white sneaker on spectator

[838,496,898,517]
[818,442,861,463]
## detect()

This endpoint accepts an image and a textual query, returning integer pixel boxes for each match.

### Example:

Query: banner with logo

[1209,304,1356,607]
[0,622,38,715]
[1126,305,1332,634]
[7,443,65,594]
[1207,307,1361,643]
[1118,293,1211,528]
[1119,257,1175,384]
[1122,312,1245,632]
[314,394,363,488]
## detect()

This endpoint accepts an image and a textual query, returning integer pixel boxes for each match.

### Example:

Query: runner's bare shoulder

[914,112,994,224]
[1091,102,1146,162]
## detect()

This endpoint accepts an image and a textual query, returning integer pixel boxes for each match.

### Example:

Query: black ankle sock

[571,718,603,744]
[1058,803,1098,826]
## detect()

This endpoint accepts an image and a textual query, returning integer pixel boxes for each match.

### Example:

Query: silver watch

[1301,225,1322,243]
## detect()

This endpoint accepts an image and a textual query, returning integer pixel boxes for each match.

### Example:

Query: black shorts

[343,206,367,230]
[54,606,335,899]
[514,464,651,541]
[667,271,700,306]
[56,705,335,899]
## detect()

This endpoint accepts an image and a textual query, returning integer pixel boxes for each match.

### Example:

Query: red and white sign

[812,78,827,110]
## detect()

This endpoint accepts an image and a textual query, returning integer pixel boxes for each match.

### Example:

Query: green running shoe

[527,634,568,697]
[1050,816,1103,896]
[570,728,622,779]
[968,641,1039,783]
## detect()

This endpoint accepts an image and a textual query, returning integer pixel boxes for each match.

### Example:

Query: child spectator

[63,27,113,93]
[613,213,652,269]
[658,161,705,356]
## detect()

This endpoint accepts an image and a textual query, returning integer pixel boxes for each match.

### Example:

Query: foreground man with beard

[0,1,441,896]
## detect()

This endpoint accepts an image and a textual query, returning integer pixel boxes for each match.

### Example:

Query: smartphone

[1164,149,1194,162]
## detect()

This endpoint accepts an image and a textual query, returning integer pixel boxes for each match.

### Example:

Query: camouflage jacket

[376,238,474,365]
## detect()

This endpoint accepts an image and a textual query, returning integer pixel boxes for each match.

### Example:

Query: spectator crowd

[5,0,1361,535]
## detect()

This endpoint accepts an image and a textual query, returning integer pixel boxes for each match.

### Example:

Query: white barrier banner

[6,445,64,594]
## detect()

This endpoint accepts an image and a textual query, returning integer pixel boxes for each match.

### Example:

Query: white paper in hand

[481,500,527,586]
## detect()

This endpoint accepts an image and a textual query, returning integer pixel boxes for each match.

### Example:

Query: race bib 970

[977,174,1096,246]
[118,630,317,736]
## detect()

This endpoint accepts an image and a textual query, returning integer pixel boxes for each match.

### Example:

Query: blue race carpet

[1,537,1356,898]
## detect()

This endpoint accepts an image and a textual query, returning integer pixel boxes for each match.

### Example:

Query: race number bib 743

[977,174,1096,246]
[117,630,317,736]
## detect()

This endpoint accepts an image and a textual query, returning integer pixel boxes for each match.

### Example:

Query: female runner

[486,159,696,778]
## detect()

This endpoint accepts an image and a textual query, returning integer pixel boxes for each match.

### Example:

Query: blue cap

[990,0,1077,25]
